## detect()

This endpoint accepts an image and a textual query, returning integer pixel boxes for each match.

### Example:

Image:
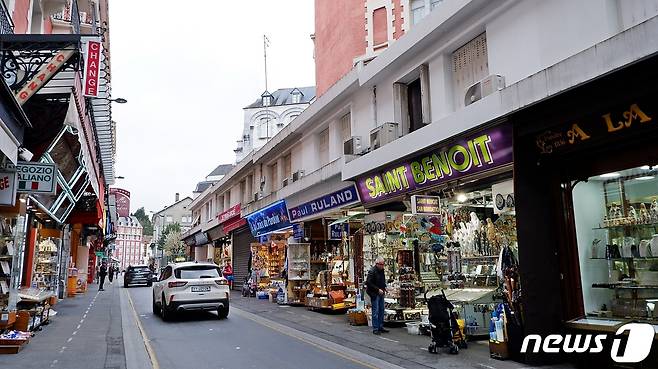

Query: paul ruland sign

[356,124,512,204]
[288,185,360,222]
[411,195,440,215]
[5,162,57,195]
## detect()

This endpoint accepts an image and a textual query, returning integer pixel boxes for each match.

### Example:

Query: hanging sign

[4,162,57,195]
[411,195,440,215]
[15,49,75,105]
[0,170,17,206]
[292,223,304,241]
[356,124,513,205]
[287,185,360,222]
[246,200,292,237]
[82,39,102,97]
[328,223,349,240]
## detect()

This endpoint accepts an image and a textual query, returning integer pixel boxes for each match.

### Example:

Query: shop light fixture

[641,165,651,170]
[456,193,468,203]
[636,176,655,181]
[19,198,26,203]
[600,172,621,178]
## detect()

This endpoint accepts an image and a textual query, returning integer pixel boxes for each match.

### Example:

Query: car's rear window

[175,266,220,279]
[129,267,150,272]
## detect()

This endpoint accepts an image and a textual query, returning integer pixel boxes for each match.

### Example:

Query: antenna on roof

[263,34,270,93]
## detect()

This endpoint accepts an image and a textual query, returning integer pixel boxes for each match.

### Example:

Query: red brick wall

[314,0,366,97]
[12,0,30,34]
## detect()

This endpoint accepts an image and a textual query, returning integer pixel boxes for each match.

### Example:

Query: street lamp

[115,176,125,179]
[109,97,127,104]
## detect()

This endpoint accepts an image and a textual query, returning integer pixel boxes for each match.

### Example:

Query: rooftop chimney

[175,193,180,202]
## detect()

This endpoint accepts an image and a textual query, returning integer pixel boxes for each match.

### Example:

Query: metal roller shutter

[232,227,255,290]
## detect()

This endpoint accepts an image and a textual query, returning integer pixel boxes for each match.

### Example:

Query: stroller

[241,275,257,297]
[425,290,467,354]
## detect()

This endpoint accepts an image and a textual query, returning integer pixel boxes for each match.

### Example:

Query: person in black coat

[99,261,108,291]
[365,256,388,334]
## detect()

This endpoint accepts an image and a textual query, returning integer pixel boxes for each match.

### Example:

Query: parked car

[124,265,154,288]
[152,262,230,321]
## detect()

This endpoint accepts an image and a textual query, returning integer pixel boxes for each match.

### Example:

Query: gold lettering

[603,113,624,132]
[567,123,590,144]
[623,104,652,127]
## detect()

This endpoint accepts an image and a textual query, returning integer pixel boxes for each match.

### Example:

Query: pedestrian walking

[365,256,388,335]
[108,264,115,284]
[99,261,108,291]
[115,267,119,280]
[223,262,234,289]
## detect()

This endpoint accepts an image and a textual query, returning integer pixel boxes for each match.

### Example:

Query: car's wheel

[147,282,152,287]
[152,294,160,316]
[161,294,171,321]
[218,306,229,319]
[124,281,128,288]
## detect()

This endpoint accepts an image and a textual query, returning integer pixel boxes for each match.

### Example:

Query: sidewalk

[230,292,573,369]
[0,280,126,369]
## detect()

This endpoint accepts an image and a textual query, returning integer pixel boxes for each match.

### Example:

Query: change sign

[5,162,57,195]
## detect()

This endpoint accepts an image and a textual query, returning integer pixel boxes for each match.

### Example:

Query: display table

[427,288,496,337]
[17,288,54,332]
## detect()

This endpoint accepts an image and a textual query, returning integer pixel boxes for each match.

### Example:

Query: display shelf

[592,283,658,289]
[592,222,658,230]
[590,257,658,260]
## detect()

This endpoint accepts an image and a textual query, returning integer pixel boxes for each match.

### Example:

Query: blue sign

[288,185,360,222]
[329,223,349,240]
[246,200,292,237]
[292,223,304,241]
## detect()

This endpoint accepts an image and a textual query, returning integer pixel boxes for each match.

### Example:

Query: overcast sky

[110,1,315,215]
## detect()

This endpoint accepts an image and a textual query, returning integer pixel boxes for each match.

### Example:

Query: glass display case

[573,165,658,322]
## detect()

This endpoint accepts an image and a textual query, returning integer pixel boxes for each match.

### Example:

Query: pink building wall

[12,0,30,34]
[314,0,366,97]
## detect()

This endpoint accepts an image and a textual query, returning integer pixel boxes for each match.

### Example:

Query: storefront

[351,122,523,354]
[285,184,362,310]
[514,55,658,366]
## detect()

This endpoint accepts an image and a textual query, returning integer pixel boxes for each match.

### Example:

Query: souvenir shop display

[287,243,311,305]
[250,241,286,299]
[33,238,59,292]
[0,214,21,333]
[578,167,658,322]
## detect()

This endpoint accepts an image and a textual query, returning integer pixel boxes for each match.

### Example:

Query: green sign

[95,251,105,257]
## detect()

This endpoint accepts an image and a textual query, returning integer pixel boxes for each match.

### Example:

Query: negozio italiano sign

[356,124,513,205]
[5,162,57,195]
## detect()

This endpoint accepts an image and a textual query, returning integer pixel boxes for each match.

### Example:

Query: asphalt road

[126,285,373,369]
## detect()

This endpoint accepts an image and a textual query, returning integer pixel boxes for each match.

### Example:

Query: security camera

[18,147,33,161]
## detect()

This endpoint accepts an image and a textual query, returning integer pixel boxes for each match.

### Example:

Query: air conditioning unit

[253,192,261,202]
[370,122,399,150]
[292,170,305,182]
[282,177,290,187]
[465,75,505,106]
[344,136,363,155]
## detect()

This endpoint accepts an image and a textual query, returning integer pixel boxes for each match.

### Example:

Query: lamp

[109,98,127,104]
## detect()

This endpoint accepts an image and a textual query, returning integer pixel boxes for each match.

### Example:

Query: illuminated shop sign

[356,124,513,204]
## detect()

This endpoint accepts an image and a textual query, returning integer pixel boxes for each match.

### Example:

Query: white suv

[152,262,230,321]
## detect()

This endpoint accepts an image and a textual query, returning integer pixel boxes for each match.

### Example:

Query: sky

[109,0,315,215]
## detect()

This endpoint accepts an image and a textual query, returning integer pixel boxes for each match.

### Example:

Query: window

[283,154,292,179]
[340,113,351,143]
[289,114,299,123]
[372,7,388,46]
[408,78,423,132]
[262,95,272,106]
[319,128,329,166]
[452,32,488,108]
[259,117,273,139]
[430,0,443,10]
[395,64,430,135]
[411,0,426,25]
[291,91,301,104]
[572,165,658,320]
[271,163,278,191]
[166,215,173,223]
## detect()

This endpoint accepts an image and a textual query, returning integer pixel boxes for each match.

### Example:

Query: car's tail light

[168,281,188,288]
[215,279,228,286]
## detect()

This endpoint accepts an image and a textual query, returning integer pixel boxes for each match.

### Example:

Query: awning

[328,213,367,226]
[223,218,247,234]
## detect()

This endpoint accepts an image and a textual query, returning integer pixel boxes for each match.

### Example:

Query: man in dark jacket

[365,256,388,335]
[98,261,108,291]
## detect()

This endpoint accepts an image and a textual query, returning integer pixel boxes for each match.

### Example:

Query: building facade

[184,0,658,365]
[234,87,316,163]
[115,216,144,269]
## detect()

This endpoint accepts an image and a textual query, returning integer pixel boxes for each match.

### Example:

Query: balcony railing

[0,0,14,34]
[52,0,95,34]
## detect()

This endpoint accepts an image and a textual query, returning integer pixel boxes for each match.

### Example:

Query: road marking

[80,319,84,323]
[83,314,87,319]
[379,337,398,343]
[126,289,160,369]
[235,347,240,350]
[67,337,72,343]
[234,309,389,369]
[76,324,81,330]
[72,331,77,335]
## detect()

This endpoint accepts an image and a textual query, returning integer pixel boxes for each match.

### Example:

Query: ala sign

[521,323,654,363]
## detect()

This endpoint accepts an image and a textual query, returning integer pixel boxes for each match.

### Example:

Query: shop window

[411,0,426,26]
[452,33,488,109]
[572,165,658,320]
